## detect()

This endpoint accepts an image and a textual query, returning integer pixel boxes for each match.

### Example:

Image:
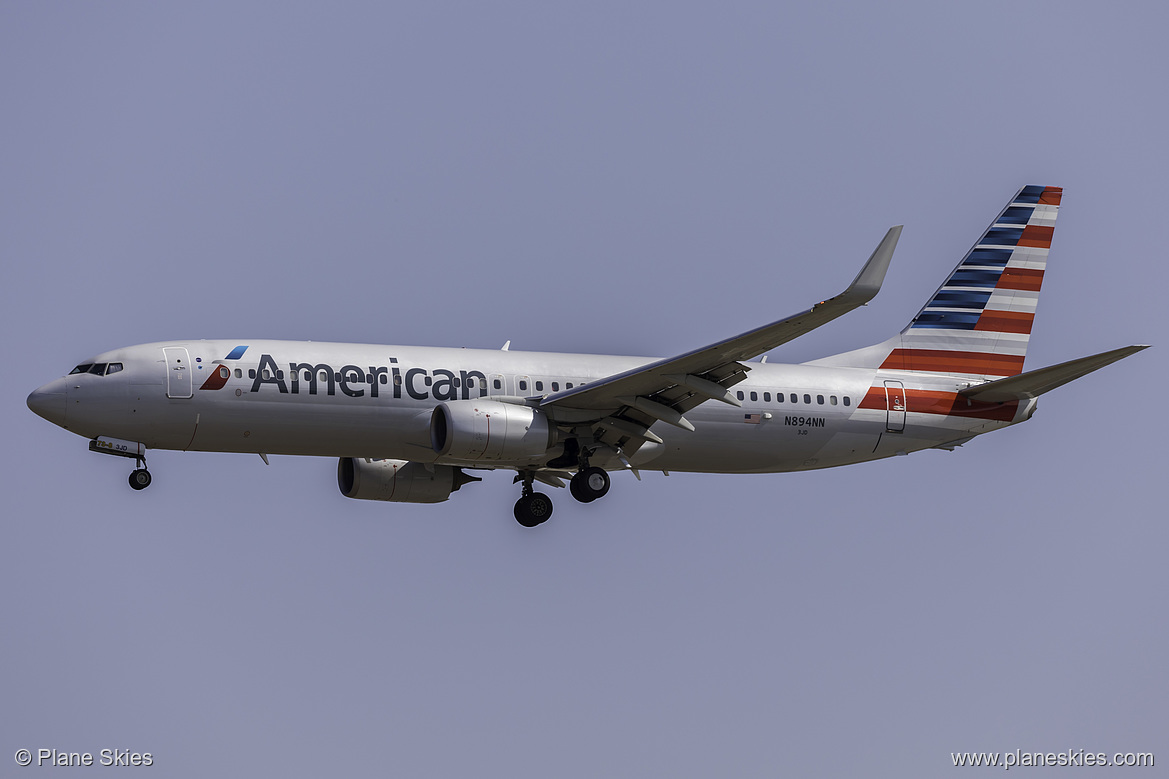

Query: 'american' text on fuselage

[248,354,489,401]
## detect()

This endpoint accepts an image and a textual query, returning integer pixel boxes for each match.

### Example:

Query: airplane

[27,186,1148,527]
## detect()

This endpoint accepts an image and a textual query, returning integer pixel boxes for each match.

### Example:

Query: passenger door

[163,347,193,399]
[884,380,905,432]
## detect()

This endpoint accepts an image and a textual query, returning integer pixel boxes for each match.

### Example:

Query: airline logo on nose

[199,346,249,391]
[199,347,493,403]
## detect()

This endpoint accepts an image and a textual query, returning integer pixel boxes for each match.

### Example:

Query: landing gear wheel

[514,492,554,527]
[570,466,610,503]
[129,468,152,491]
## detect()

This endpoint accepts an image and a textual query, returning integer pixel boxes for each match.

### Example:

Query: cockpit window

[69,362,122,375]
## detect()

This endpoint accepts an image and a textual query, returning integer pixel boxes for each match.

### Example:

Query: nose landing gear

[88,437,153,491]
[127,450,153,491]
[129,467,152,490]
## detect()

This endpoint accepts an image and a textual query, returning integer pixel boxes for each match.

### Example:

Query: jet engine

[337,458,478,503]
[430,399,554,462]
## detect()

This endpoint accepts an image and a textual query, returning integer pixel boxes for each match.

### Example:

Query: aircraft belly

[180,399,434,458]
[649,417,826,474]
[647,405,989,474]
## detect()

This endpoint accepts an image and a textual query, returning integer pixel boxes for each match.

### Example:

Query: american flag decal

[744,413,761,424]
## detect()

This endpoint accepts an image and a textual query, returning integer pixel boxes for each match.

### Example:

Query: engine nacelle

[430,399,554,462]
[337,458,477,504]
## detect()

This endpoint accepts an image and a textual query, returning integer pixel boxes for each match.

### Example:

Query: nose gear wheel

[129,468,152,490]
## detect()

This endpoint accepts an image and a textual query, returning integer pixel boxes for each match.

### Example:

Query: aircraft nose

[27,380,67,426]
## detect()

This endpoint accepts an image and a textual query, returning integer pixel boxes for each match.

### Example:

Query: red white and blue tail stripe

[878,185,1061,378]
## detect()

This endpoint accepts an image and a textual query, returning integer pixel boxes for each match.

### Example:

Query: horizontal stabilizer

[959,345,1149,402]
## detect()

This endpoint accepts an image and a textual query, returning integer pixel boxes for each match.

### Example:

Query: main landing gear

[514,472,553,528]
[569,466,610,503]
[513,455,614,528]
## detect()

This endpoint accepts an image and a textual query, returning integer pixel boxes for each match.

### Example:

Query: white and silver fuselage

[27,339,1025,475]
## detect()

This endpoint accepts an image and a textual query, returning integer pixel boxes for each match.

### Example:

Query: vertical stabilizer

[809,186,1062,377]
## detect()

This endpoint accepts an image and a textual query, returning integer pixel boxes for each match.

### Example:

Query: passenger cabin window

[790,393,797,403]
[830,395,838,405]
[69,364,93,375]
[535,381,544,391]
[551,382,559,391]
[777,393,785,403]
[106,363,123,375]
[235,369,242,378]
[219,366,229,379]
[736,390,745,401]
[493,378,502,390]
[566,382,573,389]
[817,394,824,405]
[763,392,771,402]
[518,380,528,391]
[843,396,851,407]
[249,369,256,379]
[750,391,757,401]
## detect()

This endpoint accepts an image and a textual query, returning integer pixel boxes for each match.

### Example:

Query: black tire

[514,492,554,527]
[514,499,539,527]
[570,466,610,503]
[129,469,152,491]
[569,476,594,503]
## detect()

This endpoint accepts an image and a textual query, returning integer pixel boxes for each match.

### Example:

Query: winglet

[838,225,902,305]
[541,224,906,413]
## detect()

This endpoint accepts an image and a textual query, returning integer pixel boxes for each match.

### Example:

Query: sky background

[2,2,1165,776]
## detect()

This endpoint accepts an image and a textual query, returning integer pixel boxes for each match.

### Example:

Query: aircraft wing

[540,226,902,438]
